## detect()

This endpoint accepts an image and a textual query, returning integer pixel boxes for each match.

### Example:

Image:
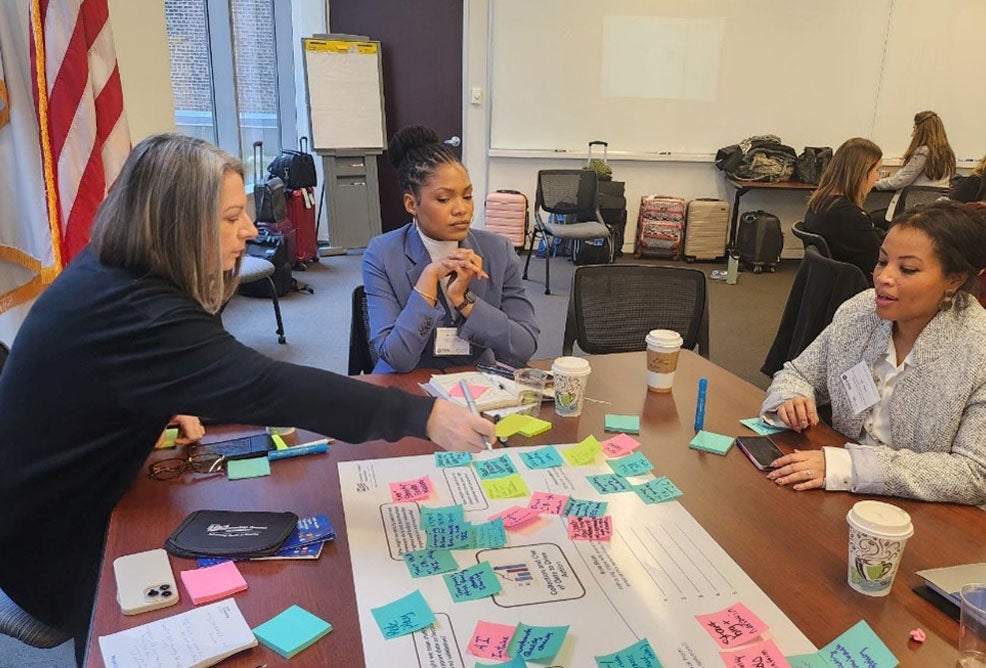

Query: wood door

[329,0,464,233]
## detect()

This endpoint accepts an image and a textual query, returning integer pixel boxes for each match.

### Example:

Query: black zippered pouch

[164,510,299,559]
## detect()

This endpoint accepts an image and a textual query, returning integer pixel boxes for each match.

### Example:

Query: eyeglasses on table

[148,453,227,480]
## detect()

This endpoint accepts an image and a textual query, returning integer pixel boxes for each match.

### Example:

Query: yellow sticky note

[481,473,530,499]
[495,414,529,439]
[271,434,289,450]
[562,435,602,466]
[155,427,180,450]
[517,416,551,438]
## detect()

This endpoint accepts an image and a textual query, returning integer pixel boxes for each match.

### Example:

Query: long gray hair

[89,133,245,313]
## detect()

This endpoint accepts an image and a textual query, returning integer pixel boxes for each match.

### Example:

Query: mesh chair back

[348,285,378,375]
[897,185,949,215]
[791,221,832,258]
[536,170,600,221]
[566,265,708,355]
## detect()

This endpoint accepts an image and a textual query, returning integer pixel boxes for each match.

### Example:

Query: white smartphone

[113,548,180,615]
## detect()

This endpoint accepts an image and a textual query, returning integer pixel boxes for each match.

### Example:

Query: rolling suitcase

[588,140,626,259]
[683,198,730,261]
[485,190,528,248]
[253,141,287,224]
[286,186,318,267]
[737,210,784,273]
[634,195,685,259]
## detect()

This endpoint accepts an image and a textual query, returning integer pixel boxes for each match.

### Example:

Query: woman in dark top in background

[803,138,885,278]
[950,153,986,204]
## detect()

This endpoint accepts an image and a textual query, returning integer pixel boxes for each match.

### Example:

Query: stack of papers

[916,563,986,605]
[422,372,519,411]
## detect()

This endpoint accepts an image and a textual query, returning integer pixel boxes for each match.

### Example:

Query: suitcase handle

[253,141,263,184]
[588,140,608,165]
[300,136,309,153]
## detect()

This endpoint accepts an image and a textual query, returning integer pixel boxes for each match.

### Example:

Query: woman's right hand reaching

[776,396,819,432]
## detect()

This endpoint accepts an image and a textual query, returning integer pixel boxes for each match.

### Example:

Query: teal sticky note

[689,430,735,455]
[402,548,459,578]
[820,620,897,668]
[477,657,527,668]
[435,451,473,467]
[474,454,518,480]
[226,456,270,480]
[371,589,436,639]
[595,638,662,667]
[739,417,787,436]
[443,561,502,602]
[472,518,507,548]
[607,451,654,477]
[587,473,633,494]
[633,476,682,504]
[507,622,569,661]
[520,445,564,469]
[252,605,332,659]
[605,414,641,434]
[419,504,465,529]
[425,522,474,550]
[563,498,607,518]
[787,653,829,668]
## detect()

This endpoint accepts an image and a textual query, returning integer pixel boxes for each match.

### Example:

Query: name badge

[434,327,470,356]
[840,360,880,415]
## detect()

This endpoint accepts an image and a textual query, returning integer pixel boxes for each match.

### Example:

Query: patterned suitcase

[485,190,528,248]
[683,198,730,261]
[633,195,685,259]
[286,187,318,267]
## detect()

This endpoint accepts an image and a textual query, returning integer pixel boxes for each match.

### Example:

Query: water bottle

[726,247,739,285]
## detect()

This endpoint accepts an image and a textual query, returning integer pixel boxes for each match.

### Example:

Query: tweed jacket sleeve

[763,290,986,505]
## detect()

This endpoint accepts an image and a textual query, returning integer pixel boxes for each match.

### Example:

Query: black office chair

[1,588,71,649]
[523,169,612,295]
[348,285,378,375]
[761,247,868,377]
[791,221,832,258]
[562,265,709,358]
[896,185,950,217]
[0,341,7,376]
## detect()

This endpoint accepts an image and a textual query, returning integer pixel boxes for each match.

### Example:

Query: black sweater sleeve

[804,198,882,278]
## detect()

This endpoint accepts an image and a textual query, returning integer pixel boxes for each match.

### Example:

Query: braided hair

[388,125,461,201]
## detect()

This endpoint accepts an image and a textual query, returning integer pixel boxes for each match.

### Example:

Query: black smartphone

[192,434,273,461]
[736,436,784,471]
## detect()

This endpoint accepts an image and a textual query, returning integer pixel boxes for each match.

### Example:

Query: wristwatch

[454,290,476,312]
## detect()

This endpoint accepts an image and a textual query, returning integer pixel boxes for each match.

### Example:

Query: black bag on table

[165,510,299,559]
[266,136,318,191]
[795,146,833,184]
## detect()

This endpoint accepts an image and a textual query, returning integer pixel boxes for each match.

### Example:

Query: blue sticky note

[425,522,474,550]
[370,589,436,639]
[633,476,682,504]
[786,654,829,668]
[563,498,607,518]
[477,657,527,668]
[435,451,473,467]
[595,638,662,667]
[472,518,508,548]
[402,548,459,578]
[820,620,897,668]
[443,561,502,602]
[252,605,332,659]
[520,445,565,469]
[689,430,735,455]
[474,454,518,480]
[607,450,654,477]
[587,473,633,494]
[226,456,270,480]
[419,504,465,529]
[507,622,569,661]
[605,414,641,434]
[739,417,787,436]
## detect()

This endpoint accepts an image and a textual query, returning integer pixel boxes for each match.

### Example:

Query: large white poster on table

[339,445,816,667]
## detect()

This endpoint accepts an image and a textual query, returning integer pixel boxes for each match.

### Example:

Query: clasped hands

[766,395,825,491]
[417,249,488,311]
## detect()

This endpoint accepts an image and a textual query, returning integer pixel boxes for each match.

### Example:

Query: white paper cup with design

[551,356,591,417]
[645,329,683,393]
[846,500,913,597]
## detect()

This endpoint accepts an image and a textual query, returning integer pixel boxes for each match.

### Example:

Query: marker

[459,379,493,450]
[267,439,330,461]
[694,377,708,431]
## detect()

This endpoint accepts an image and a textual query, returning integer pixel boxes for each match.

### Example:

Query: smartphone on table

[736,436,785,471]
[114,548,180,615]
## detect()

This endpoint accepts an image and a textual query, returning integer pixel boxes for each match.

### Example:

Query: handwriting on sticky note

[821,620,898,668]
[594,638,661,667]
[528,491,569,514]
[472,519,507,548]
[474,454,518,480]
[567,515,613,541]
[607,450,654,477]
[424,522,473,550]
[507,623,570,661]
[563,498,607,517]
[418,504,465,529]
[481,473,529,499]
[390,475,433,503]
[562,435,602,466]
[443,562,502,602]
[468,620,516,660]
[696,603,768,648]
[519,446,564,469]
[633,476,682,504]
[601,433,641,458]
[434,451,473,468]
[402,548,459,578]
[489,505,540,528]
[720,639,788,668]
[370,590,435,640]
[587,473,633,494]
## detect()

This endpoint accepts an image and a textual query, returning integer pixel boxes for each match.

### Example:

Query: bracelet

[413,286,437,305]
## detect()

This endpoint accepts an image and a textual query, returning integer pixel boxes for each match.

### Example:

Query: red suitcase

[286,186,318,267]
[485,190,528,248]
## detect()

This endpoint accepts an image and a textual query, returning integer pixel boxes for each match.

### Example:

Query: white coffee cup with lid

[846,500,914,596]
[645,329,684,393]
[551,356,591,417]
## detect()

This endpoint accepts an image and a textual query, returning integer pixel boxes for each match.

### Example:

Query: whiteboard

[489,0,984,161]
[303,38,385,151]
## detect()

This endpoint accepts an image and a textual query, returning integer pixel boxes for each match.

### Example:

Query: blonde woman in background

[950,153,986,204]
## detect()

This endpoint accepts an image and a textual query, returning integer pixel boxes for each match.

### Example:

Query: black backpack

[238,230,294,298]
[266,137,318,190]
[795,147,833,184]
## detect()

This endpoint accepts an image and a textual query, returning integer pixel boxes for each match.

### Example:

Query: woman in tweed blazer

[761,202,986,504]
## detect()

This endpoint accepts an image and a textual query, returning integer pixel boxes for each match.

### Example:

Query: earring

[940,291,955,311]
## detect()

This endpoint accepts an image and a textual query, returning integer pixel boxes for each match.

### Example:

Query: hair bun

[388,125,442,169]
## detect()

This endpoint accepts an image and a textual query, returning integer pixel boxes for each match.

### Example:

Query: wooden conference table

[85,351,985,667]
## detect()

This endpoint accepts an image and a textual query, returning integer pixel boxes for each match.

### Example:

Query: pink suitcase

[485,190,528,248]
[634,195,685,260]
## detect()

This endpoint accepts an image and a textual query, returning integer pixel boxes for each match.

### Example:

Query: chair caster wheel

[753,266,763,274]
[278,335,287,344]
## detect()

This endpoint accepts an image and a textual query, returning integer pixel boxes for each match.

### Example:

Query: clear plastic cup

[513,368,548,417]
[551,356,591,417]
[959,583,986,667]
[846,500,913,597]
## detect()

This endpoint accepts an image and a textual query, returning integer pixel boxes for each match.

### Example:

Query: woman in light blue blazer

[362,126,539,373]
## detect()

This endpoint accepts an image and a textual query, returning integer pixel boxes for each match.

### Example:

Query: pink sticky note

[489,505,540,528]
[450,383,488,400]
[719,639,790,667]
[567,515,613,541]
[696,603,768,649]
[468,621,516,660]
[601,433,642,458]
[390,475,434,503]
[180,560,248,605]
[528,491,569,515]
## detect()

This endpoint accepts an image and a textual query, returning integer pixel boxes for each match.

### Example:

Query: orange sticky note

[390,475,434,503]
[528,491,568,515]
[179,560,248,605]
[720,639,788,667]
[601,433,641,458]
[567,515,613,541]
[468,620,516,660]
[695,602,768,649]
[450,383,488,400]
[489,505,540,529]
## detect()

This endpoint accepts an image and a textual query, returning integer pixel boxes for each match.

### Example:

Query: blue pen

[694,377,708,431]
[267,439,329,461]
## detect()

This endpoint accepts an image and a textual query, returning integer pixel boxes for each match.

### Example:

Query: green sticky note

[419,504,465,529]
[157,427,179,449]
[607,450,654,477]
[563,498,607,518]
[226,456,271,480]
[472,518,508,548]
[271,434,289,450]
[435,451,473,467]
[689,430,735,455]
[605,414,641,434]
[520,445,564,469]
[517,415,552,437]
[403,548,459,578]
[478,657,527,668]
[481,473,530,499]
[586,473,633,494]
[739,417,787,436]
[633,476,682,504]
[424,522,474,550]
[787,653,829,668]
[371,589,435,639]
[821,620,897,668]
[562,435,602,466]
[507,622,569,662]
[252,605,332,659]
[474,454,518,480]
[595,638,662,667]
[443,561,502,602]
[495,413,529,438]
